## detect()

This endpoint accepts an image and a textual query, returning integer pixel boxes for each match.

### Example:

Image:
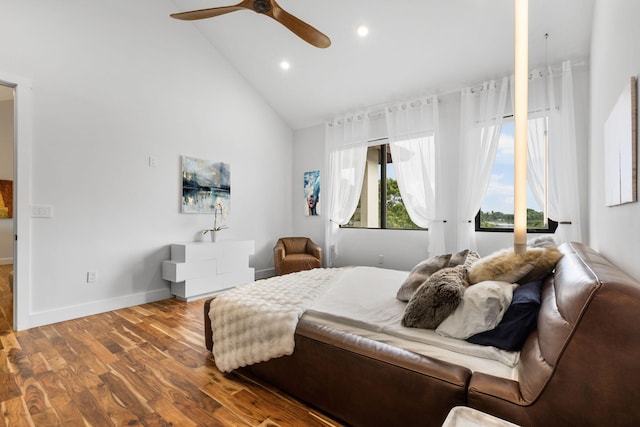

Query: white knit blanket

[209,268,343,372]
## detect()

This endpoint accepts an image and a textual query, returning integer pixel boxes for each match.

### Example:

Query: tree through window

[343,143,422,230]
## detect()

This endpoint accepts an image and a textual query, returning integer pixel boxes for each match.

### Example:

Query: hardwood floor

[0,265,344,426]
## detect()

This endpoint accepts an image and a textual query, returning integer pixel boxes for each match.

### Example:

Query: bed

[204,242,640,427]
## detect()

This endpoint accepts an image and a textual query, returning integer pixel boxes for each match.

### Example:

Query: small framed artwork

[0,180,12,218]
[304,170,320,216]
[181,156,231,214]
[604,76,637,206]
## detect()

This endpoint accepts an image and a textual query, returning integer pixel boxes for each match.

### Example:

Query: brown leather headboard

[470,242,640,426]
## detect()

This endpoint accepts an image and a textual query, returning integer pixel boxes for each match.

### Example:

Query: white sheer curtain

[385,96,445,256]
[520,68,553,210]
[457,78,509,251]
[324,112,370,266]
[510,61,583,243]
[548,61,582,243]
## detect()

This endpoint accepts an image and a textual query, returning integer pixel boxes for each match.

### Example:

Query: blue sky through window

[481,121,541,214]
[383,128,540,215]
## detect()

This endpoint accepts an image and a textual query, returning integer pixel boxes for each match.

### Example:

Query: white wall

[589,0,640,281]
[293,70,591,271]
[292,124,326,250]
[0,98,13,264]
[0,0,293,328]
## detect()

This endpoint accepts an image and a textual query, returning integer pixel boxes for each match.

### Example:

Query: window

[476,119,558,233]
[343,142,422,230]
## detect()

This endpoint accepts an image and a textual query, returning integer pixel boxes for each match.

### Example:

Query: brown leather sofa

[273,237,322,275]
[206,242,640,426]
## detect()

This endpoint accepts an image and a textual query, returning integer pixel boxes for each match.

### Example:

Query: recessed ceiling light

[280,60,291,70]
[357,25,369,37]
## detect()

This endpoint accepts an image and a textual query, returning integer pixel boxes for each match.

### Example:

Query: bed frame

[204,301,472,426]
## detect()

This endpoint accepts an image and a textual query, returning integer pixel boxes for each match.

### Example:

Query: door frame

[1,72,33,331]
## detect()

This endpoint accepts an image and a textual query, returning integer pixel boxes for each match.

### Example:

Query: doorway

[0,72,32,331]
[0,83,14,330]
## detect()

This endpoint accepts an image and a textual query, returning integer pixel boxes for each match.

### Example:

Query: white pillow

[436,281,517,339]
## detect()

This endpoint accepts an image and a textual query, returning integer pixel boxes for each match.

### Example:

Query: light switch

[31,205,54,218]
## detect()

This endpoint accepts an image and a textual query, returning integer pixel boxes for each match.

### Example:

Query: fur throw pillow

[402,265,469,329]
[463,250,481,267]
[467,246,563,285]
[397,253,452,302]
[519,246,563,283]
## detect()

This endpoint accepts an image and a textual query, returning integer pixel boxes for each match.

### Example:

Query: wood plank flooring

[0,265,344,426]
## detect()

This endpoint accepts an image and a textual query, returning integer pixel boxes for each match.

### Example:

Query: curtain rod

[326,97,438,124]
[435,59,587,99]
[327,59,587,124]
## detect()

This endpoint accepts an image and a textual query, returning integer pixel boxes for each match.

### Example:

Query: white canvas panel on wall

[604,76,637,206]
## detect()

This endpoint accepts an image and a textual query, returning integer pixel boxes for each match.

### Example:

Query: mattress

[304,266,518,380]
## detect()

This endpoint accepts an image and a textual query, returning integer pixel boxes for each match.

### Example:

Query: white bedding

[304,266,519,380]
[209,268,344,372]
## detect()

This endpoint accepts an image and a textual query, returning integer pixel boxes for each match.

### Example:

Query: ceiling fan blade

[170,0,253,21]
[269,2,331,48]
[171,0,331,48]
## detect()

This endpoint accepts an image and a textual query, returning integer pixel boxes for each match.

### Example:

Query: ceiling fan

[170,0,331,48]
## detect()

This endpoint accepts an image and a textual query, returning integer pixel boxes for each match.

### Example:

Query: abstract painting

[304,170,320,216]
[181,156,231,215]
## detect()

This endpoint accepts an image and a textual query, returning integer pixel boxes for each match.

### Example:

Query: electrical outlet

[148,156,158,167]
[378,255,384,265]
[86,271,98,283]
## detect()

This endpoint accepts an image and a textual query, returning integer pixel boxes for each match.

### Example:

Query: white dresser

[162,240,255,301]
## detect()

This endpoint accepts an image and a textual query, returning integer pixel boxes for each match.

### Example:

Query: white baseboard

[24,288,172,330]
[0,258,13,265]
[255,268,275,280]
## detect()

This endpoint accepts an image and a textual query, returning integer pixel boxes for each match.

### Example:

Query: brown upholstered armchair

[274,237,322,276]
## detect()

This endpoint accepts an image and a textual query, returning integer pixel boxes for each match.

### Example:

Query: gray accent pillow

[448,249,469,267]
[401,265,469,329]
[528,236,557,248]
[397,253,452,302]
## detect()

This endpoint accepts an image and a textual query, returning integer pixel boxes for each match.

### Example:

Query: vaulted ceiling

[169,0,595,129]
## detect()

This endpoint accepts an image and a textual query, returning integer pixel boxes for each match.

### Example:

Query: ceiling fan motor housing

[253,0,271,14]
